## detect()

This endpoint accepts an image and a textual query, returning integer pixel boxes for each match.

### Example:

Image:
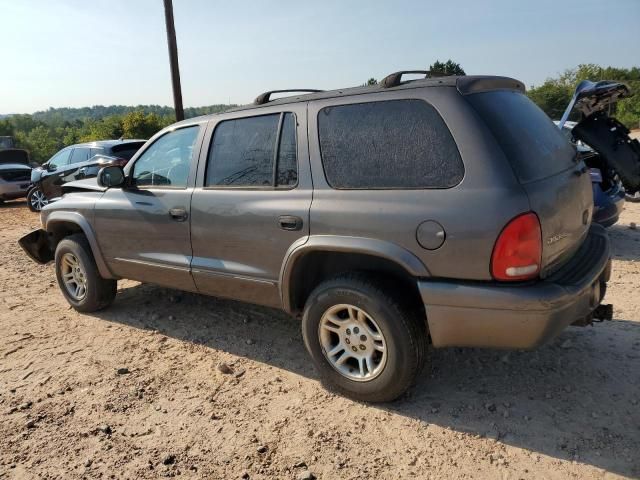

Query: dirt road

[1,201,639,479]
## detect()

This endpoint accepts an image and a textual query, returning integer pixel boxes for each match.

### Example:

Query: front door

[190,106,312,308]
[94,125,204,291]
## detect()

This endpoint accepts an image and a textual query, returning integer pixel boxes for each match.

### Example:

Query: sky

[1,0,638,114]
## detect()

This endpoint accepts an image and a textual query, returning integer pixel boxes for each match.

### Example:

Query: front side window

[318,99,464,189]
[48,148,72,169]
[132,126,199,188]
[69,147,90,165]
[206,112,298,188]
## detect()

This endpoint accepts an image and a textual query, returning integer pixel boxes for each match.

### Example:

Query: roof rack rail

[254,89,324,105]
[380,70,443,89]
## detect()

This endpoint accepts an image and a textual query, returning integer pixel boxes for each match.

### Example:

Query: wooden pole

[163,0,184,121]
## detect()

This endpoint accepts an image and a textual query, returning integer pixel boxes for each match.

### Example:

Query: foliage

[527,64,640,129]
[2,104,235,163]
[429,59,466,76]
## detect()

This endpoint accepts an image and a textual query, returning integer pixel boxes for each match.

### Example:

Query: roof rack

[254,89,324,105]
[380,70,443,89]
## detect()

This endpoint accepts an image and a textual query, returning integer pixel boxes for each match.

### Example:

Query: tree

[122,111,168,139]
[429,59,466,76]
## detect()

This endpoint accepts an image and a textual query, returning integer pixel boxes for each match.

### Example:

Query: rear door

[466,90,593,276]
[190,105,311,308]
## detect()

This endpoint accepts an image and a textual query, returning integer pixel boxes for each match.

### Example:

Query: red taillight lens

[491,212,542,281]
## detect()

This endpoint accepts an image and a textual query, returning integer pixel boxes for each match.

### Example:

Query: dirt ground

[0,201,639,480]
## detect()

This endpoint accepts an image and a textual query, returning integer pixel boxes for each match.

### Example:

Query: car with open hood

[557,80,640,213]
[0,148,32,204]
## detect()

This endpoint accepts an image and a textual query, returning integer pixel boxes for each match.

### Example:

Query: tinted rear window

[318,99,464,189]
[467,90,576,183]
[111,143,144,160]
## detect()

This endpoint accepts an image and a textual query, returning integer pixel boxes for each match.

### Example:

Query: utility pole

[163,0,184,121]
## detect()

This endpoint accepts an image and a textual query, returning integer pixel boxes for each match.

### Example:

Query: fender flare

[46,211,115,279]
[279,235,430,313]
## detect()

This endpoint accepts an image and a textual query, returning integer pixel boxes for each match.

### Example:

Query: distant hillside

[29,104,237,125]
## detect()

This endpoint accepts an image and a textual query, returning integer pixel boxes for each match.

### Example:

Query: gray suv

[20,72,614,402]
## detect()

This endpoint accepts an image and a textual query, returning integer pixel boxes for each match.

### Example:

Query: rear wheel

[27,187,48,212]
[302,273,427,402]
[626,191,640,203]
[54,234,116,312]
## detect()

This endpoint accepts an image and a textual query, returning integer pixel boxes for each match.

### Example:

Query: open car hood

[559,80,640,194]
[0,149,30,166]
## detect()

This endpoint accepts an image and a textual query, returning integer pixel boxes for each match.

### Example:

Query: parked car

[0,136,17,150]
[554,120,625,227]
[20,72,617,402]
[27,140,145,212]
[0,149,32,204]
[557,79,640,208]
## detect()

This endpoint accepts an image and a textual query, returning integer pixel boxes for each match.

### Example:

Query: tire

[54,234,117,312]
[302,273,427,402]
[27,187,48,212]
[626,191,640,203]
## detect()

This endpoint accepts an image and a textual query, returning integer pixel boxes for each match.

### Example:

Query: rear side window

[69,147,90,165]
[206,112,298,188]
[111,143,144,160]
[467,90,576,183]
[317,99,463,189]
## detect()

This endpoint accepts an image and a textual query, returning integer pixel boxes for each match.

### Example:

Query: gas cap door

[416,220,446,250]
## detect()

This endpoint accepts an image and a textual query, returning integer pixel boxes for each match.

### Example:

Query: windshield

[467,90,576,183]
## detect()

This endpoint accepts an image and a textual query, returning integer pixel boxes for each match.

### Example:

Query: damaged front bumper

[18,229,54,264]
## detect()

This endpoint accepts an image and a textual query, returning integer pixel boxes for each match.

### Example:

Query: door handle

[169,208,188,222]
[278,215,303,231]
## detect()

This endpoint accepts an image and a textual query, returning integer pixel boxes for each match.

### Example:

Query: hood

[558,79,640,194]
[0,149,30,166]
[61,177,107,195]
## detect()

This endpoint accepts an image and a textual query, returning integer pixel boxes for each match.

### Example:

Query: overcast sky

[1,0,638,114]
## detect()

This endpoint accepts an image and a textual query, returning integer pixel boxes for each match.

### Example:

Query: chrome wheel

[30,189,48,211]
[318,304,387,382]
[60,253,87,301]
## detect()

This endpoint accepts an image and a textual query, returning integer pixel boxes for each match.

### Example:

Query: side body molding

[279,235,430,313]
[45,211,115,279]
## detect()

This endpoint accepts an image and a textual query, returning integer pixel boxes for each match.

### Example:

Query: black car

[28,140,145,211]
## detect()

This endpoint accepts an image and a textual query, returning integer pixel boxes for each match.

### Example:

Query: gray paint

[19,75,611,351]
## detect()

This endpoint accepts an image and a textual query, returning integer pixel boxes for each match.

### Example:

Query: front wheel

[302,274,427,402]
[27,187,48,212]
[54,234,117,312]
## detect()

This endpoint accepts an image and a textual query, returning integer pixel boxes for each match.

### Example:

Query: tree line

[1,62,638,164]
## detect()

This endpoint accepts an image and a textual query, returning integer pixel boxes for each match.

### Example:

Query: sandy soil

[0,200,639,480]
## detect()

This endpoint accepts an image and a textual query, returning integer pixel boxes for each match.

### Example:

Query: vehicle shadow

[0,200,29,210]
[94,281,640,478]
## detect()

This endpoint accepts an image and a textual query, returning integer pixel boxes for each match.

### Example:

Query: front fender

[45,211,114,279]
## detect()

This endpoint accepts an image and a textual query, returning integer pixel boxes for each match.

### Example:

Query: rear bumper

[0,181,31,200]
[419,225,611,349]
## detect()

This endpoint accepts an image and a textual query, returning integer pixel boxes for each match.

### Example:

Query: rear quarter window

[466,90,576,183]
[317,99,464,189]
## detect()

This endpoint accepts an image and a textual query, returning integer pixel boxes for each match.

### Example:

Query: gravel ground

[0,200,639,480]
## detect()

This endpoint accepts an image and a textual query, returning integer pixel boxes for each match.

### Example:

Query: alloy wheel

[318,304,388,382]
[30,189,48,211]
[60,253,87,301]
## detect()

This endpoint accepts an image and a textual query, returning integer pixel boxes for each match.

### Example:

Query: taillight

[491,212,542,281]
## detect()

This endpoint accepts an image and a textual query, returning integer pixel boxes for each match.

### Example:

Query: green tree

[121,111,169,139]
[429,59,466,76]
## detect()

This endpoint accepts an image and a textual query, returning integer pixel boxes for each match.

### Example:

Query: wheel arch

[280,236,430,315]
[46,211,115,279]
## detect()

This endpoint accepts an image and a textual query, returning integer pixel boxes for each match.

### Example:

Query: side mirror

[45,163,56,172]
[97,166,125,188]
